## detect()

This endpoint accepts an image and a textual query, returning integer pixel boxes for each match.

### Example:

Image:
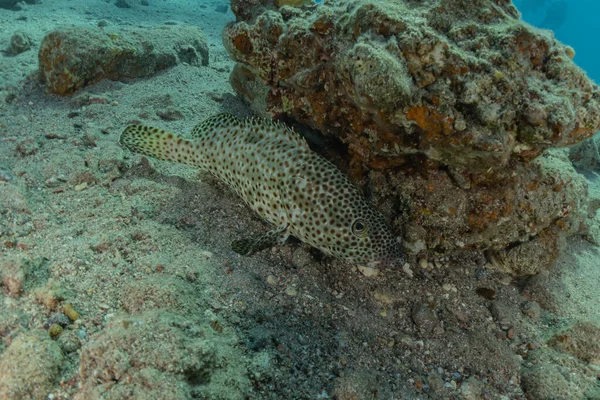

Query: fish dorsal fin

[241,117,309,149]
[190,114,309,149]
[190,113,240,138]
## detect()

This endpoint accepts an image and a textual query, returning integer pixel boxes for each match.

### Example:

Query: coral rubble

[223,0,600,272]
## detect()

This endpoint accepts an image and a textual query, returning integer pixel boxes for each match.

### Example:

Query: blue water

[515,0,599,83]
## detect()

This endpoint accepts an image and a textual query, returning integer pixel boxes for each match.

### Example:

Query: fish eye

[351,219,369,237]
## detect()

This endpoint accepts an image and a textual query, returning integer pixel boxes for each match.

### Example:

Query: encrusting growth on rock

[222,0,600,273]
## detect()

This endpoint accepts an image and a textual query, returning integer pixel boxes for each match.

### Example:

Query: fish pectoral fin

[231,226,289,256]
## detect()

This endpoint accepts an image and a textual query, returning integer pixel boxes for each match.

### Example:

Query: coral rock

[224,0,600,170]
[0,0,39,10]
[39,25,209,96]
[224,0,600,270]
[6,31,33,55]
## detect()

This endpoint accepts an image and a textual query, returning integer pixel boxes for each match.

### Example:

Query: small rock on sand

[38,25,209,96]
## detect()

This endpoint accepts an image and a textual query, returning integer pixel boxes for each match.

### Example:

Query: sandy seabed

[0,1,599,399]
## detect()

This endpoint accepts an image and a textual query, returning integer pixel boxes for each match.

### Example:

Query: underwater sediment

[2,0,600,399]
[223,0,600,274]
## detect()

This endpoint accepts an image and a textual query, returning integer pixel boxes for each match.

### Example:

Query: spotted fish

[119,114,404,268]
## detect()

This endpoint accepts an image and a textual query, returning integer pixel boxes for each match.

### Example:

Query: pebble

[373,291,393,304]
[63,302,80,321]
[200,250,214,258]
[427,373,445,393]
[48,323,63,339]
[411,303,439,332]
[499,276,512,285]
[48,314,70,328]
[475,267,489,280]
[58,330,81,353]
[460,376,484,400]
[402,263,413,278]
[506,327,515,340]
[444,380,457,389]
[74,182,88,192]
[284,286,297,296]
[521,301,541,319]
[454,118,467,131]
[475,287,496,300]
[291,247,312,268]
[489,301,511,325]
[433,325,445,335]
[266,275,277,286]
[357,265,379,277]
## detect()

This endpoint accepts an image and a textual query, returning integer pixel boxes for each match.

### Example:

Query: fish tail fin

[119,125,201,166]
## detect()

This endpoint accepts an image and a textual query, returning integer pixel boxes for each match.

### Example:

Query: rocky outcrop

[38,25,209,96]
[0,0,39,10]
[223,0,600,274]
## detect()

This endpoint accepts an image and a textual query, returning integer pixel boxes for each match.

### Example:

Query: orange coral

[232,32,253,56]
[406,106,454,139]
